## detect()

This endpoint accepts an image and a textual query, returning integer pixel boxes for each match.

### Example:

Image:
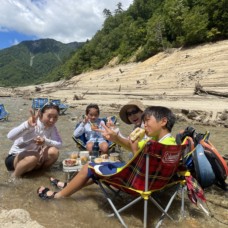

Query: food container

[80,151,90,165]
[94,157,103,163]
[70,151,79,159]
[63,159,78,167]
[109,153,119,162]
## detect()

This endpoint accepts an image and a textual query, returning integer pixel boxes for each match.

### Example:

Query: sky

[0,0,133,50]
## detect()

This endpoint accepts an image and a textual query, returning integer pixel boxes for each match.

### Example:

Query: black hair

[86,103,100,115]
[40,102,60,115]
[142,106,176,132]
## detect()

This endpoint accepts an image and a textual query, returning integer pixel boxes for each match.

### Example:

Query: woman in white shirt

[5,102,62,178]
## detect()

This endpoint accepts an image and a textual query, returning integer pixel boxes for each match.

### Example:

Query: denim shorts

[5,154,16,171]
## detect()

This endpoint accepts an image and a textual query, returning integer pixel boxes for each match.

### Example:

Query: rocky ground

[0,209,44,228]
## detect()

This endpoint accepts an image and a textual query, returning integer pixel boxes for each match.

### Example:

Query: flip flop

[50,177,67,190]
[37,187,57,200]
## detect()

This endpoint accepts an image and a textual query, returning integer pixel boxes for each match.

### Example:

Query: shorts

[5,154,16,171]
[87,138,107,145]
[87,161,125,179]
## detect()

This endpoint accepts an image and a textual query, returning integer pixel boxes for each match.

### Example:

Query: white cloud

[0,0,133,43]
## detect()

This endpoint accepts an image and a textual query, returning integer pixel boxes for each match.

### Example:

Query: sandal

[50,177,67,190]
[37,187,57,200]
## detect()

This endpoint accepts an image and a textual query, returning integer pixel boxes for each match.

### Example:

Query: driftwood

[35,86,41,92]
[73,90,89,100]
[194,82,228,98]
[56,79,81,88]
[82,90,89,98]
[119,68,124,74]
[0,95,11,97]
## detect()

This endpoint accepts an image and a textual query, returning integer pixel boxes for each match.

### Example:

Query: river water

[0,97,227,228]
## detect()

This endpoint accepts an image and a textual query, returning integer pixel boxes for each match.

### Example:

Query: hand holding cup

[34,135,45,145]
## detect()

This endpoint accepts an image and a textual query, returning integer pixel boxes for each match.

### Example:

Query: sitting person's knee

[86,143,93,153]
[48,147,59,157]
[24,154,39,164]
[100,142,109,153]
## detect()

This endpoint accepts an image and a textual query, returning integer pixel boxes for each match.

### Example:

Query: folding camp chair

[50,99,69,115]
[31,98,49,111]
[88,140,190,228]
[0,104,9,121]
[72,116,117,153]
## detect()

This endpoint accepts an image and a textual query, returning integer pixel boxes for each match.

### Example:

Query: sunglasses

[126,109,139,117]
[40,102,59,112]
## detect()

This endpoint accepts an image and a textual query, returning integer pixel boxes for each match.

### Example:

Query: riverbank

[1,40,228,127]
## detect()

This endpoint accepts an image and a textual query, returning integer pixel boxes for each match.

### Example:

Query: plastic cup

[89,155,96,162]
[80,151,89,165]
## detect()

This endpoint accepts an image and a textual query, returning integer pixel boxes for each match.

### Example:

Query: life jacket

[176,126,228,190]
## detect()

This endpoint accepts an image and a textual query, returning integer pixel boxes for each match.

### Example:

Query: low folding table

[62,159,83,181]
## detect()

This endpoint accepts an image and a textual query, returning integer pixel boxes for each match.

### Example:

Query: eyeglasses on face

[126,109,139,117]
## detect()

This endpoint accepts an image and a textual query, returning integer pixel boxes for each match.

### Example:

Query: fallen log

[194,83,228,98]
[0,95,11,97]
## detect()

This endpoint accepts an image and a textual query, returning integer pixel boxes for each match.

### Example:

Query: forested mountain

[49,0,227,81]
[0,39,84,86]
[1,0,227,86]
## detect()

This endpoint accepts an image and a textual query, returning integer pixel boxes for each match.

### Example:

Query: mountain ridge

[0,38,84,86]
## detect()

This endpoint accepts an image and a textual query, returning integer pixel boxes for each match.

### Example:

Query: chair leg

[150,197,174,221]
[108,196,142,217]
[106,197,128,228]
[143,199,148,228]
[97,181,128,227]
[195,197,210,216]
[152,189,179,228]
[181,186,186,217]
[103,183,123,201]
[98,182,144,227]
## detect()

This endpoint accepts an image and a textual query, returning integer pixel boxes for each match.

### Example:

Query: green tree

[163,0,189,45]
[115,2,123,14]
[103,8,112,18]
[182,6,208,45]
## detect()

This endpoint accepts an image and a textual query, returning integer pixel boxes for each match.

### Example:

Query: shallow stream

[0,97,227,228]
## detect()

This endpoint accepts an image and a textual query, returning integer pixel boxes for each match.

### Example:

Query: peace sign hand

[106,116,115,128]
[94,123,117,141]
[28,109,39,127]
[82,115,90,123]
